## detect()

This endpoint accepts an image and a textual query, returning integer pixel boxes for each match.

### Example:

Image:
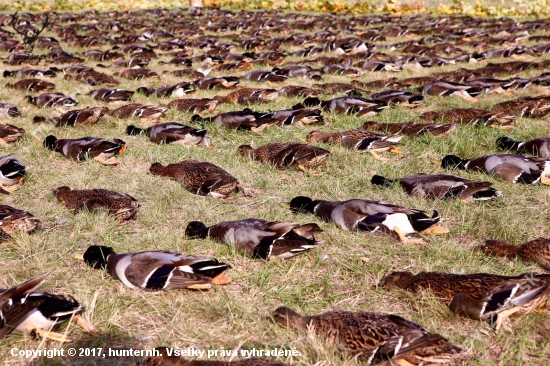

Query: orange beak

[211,272,232,285]
[18,177,25,184]
[118,146,127,154]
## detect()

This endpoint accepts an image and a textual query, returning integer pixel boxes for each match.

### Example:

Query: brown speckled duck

[271,307,466,365]
[238,142,331,171]
[419,108,516,129]
[0,205,40,241]
[6,78,55,92]
[478,238,550,270]
[150,160,256,199]
[167,98,219,114]
[106,103,167,123]
[362,121,457,137]
[53,186,139,223]
[33,107,108,126]
[89,88,134,102]
[0,124,25,145]
[185,219,322,260]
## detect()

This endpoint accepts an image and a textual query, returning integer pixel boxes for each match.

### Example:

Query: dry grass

[1,9,550,366]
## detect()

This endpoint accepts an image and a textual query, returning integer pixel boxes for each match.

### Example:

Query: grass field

[1,8,550,366]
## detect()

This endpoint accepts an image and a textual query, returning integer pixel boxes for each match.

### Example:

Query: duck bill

[118,146,127,154]
[422,225,450,234]
[18,177,25,184]
[540,174,550,185]
[389,147,402,153]
[281,202,291,209]
[431,160,442,166]
[74,314,100,336]
[74,253,84,260]
[211,272,232,285]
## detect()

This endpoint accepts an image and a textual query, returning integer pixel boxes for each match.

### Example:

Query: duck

[0,205,40,240]
[496,136,550,157]
[195,76,240,90]
[268,106,323,125]
[371,174,502,202]
[0,155,26,193]
[89,88,134,102]
[305,129,402,159]
[0,102,22,118]
[287,196,448,244]
[377,271,550,331]
[145,347,290,366]
[191,109,277,132]
[80,245,231,291]
[491,96,550,118]
[0,124,25,144]
[136,82,195,98]
[419,108,516,129]
[64,69,120,86]
[185,219,322,260]
[53,186,140,223]
[237,142,331,171]
[126,122,210,147]
[115,68,159,80]
[420,81,482,102]
[33,107,109,126]
[302,96,387,116]
[477,238,550,270]
[216,88,280,105]
[43,136,126,165]
[106,103,167,123]
[5,78,56,92]
[25,93,78,108]
[362,121,457,137]
[270,307,466,365]
[244,70,288,83]
[438,154,550,184]
[167,98,219,114]
[371,90,424,106]
[150,160,257,199]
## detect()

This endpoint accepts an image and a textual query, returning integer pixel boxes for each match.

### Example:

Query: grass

[1,8,550,366]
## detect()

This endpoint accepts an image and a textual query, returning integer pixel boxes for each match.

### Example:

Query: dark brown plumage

[0,124,25,144]
[362,121,457,137]
[0,205,40,240]
[33,107,108,126]
[478,238,550,270]
[238,142,331,171]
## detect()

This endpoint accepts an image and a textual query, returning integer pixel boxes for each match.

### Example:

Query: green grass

[1,9,550,366]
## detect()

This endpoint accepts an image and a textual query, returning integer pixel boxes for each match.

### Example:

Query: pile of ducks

[2,7,550,366]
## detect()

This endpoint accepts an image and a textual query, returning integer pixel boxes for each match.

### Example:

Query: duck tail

[126,125,144,136]
[371,174,396,187]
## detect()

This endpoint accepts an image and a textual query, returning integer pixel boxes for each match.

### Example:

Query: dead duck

[377,271,550,331]
[80,245,231,291]
[478,238,550,270]
[371,90,424,106]
[43,136,126,165]
[496,136,550,157]
[439,154,550,184]
[0,155,26,193]
[0,124,25,145]
[195,76,240,90]
[492,96,550,118]
[145,347,289,366]
[89,88,134,102]
[168,98,219,114]
[216,88,280,105]
[0,102,22,118]
[33,107,108,126]
[136,82,195,98]
[362,121,457,137]
[185,219,322,260]
[115,68,159,80]
[302,96,387,116]
[244,70,288,83]
[5,78,55,92]
[419,108,516,129]
[150,160,256,199]
[420,81,481,102]
[126,122,210,147]
[306,129,402,159]
[371,173,501,202]
[64,69,120,86]
[106,103,167,123]
[238,142,331,171]
[269,106,323,125]
[4,67,56,78]
[53,186,139,223]
[287,196,448,244]
[0,205,40,240]
[191,109,277,132]
[270,307,466,365]
[25,93,78,108]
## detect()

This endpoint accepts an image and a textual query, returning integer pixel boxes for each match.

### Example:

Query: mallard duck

[371,174,501,202]
[271,307,466,365]
[64,69,120,86]
[195,76,240,90]
[306,129,401,159]
[5,78,55,92]
[150,160,256,199]
[439,154,550,184]
[33,107,108,126]
[81,245,231,291]
[279,85,324,98]
[107,103,167,123]
[269,107,323,125]
[0,124,25,145]
[496,136,550,157]
[477,238,550,270]
[420,82,481,102]
[25,93,78,108]
[238,142,331,171]
[0,102,22,118]
[191,109,277,132]
[4,68,56,78]
[53,186,139,223]
[492,96,550,118]
[287,196,448,244]
[89,88,134,102]
[43,136,126,165]
[167,98,219,114]
[371,90,423,106]
[302,96,387,116]
[216,88,280,105]
[362,121,457,137]
[419,108,516,129]
[136,82,195,98]
[185,219,322,260]
[115,68,159,80]
[0,205,40,241]
[145,347,290,366]
[0,155,26,193]
[244,70,288,83]
[378,271,550,331]
[126,122,210,147]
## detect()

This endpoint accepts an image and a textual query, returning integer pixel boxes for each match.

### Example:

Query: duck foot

[74,314,100,336]
[540,174,550,185]
[0,183,20,193]
[394,227,426,246]
[93,156,118,165]
[421,225,450,234]
[24,324,71,343]
[368,150,385,161]
[210,272,232,285]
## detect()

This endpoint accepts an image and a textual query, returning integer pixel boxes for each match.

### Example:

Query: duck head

[288,196,317,214]
[441,155,467,170]
[185,221,209,239]
[83,245,115,269]
[376,271,414,290]
[43,135,58,150]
